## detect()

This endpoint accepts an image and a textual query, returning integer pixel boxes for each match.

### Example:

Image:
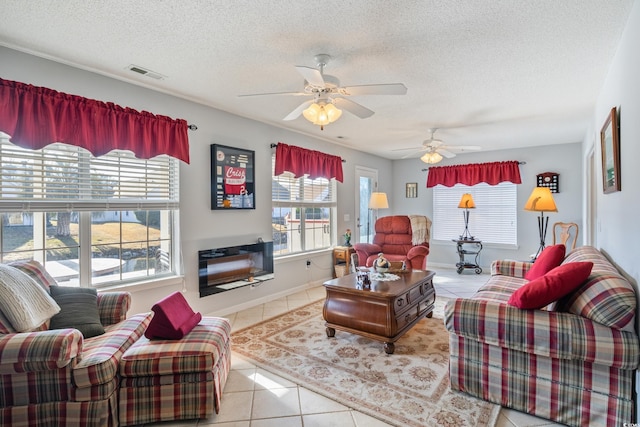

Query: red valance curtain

[274,142,344,182]
[0,77,190,163]
[426,160,521,188]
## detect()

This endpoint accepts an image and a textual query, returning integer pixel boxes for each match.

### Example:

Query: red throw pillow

[525,244,566,280]
[508,261,593,309]
[145,291,202,340]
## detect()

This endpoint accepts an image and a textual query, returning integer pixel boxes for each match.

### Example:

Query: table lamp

[368,192,389,242]
[524,187,557,259]
[458,193,476,240]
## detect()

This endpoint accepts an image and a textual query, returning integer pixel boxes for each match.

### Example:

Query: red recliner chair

[353,215,431,270]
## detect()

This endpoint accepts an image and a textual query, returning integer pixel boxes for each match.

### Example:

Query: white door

[355,166,378,243]
[587,147,598,246]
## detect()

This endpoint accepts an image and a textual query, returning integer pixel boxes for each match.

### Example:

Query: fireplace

[198,241,274,297]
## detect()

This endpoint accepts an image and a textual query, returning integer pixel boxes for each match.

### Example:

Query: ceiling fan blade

[391,146,425,152]
[437,148,457,159]
[283,100,314,121]
[448,145,482,152]
[400,150,425,159]
[338,83,407,96]
[238,91,309,97]
[295,66,325,87]
[333,97,374,119]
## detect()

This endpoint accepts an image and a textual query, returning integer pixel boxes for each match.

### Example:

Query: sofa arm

[490,259,532,278]
[0,329,83,374]
[352,243,382,266]
[406,245,429,268]
[444,298,640,369]
[97,292,131,326]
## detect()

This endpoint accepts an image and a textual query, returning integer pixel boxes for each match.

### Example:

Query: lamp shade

[420,151,443,164]
[302,102,342,126]
[524,187,558,212]
[368,192,389,209]
[458,193,476,209]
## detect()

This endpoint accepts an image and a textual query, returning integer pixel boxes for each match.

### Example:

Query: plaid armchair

[1,290,151,427]
[444,246,640,426]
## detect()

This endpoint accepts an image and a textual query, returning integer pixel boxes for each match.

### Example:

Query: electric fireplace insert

[198,241,274,297]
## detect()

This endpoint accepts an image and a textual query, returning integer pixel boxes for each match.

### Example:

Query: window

[433,182,517,245]
[272,156,336,255]
[0,133,179,287]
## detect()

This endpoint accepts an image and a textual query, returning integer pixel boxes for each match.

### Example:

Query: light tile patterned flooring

[142,267,563,427]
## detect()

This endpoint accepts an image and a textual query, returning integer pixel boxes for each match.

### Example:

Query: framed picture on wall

[210,144,255,209]
[406,182,418,198]
[600,107,621,194]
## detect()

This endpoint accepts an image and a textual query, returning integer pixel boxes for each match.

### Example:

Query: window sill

[275,248,333,264]
[98,275,184,294]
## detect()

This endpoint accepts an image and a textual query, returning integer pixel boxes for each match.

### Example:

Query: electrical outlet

[306,260,311,269]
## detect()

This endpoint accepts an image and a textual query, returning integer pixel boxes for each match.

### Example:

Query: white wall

[589,0,640,280]
[0,46,393,316]
[392,143,583,268]
[586,2,640,421]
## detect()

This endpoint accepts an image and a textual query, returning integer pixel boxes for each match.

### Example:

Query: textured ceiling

[0,1,634,159]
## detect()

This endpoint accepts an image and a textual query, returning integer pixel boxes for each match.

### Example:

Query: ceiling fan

[239,54,407,129]
[393,128,481,164]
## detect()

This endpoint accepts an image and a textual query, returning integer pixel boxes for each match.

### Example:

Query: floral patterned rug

[232,297,499,426]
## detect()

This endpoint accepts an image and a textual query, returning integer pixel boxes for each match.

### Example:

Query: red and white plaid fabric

[1,292,151,427]
[118,316,232,426]
[444,245,640,427]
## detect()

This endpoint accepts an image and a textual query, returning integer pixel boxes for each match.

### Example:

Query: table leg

[326,327,335,337]
[384,342,395,354]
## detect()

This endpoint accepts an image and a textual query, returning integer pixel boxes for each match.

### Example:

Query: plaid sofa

[1,291,150,427]
[444,245,640,426]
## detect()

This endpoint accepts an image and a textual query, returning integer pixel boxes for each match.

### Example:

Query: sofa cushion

[10,259,58,291]
[49,286,105,338]
[0,264,60,332]
[553,271,637,332]
[525,244,565,280]
[145,291,202,340]
[121,316,231,377]
[508,261,593,309]
[553,246,637,332]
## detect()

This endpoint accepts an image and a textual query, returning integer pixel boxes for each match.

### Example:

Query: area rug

[232,297,500,426]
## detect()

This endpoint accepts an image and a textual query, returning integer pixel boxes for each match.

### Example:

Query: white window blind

[433,182,517,245]
[0,135,179,212]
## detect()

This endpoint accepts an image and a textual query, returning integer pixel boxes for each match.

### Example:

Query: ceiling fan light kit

[420,151,443,164]
[302,101,342,130]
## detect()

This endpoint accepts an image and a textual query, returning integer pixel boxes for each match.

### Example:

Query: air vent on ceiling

[127,64,165,80]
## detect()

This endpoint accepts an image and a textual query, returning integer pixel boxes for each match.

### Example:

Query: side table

[332,246,355,278]
[453,239,483,274]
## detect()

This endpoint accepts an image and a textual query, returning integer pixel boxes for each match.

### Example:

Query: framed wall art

[600,107,621,194]
[406,182,418,198]
[210,144,255,209]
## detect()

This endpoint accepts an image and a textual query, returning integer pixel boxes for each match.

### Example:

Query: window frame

[272,156,337,256]
[0,135,181,288]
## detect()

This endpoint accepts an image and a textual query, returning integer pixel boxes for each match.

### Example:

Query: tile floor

[142,267,563,427]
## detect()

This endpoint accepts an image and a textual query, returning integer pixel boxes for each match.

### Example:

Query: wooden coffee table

[322,270,436,354]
